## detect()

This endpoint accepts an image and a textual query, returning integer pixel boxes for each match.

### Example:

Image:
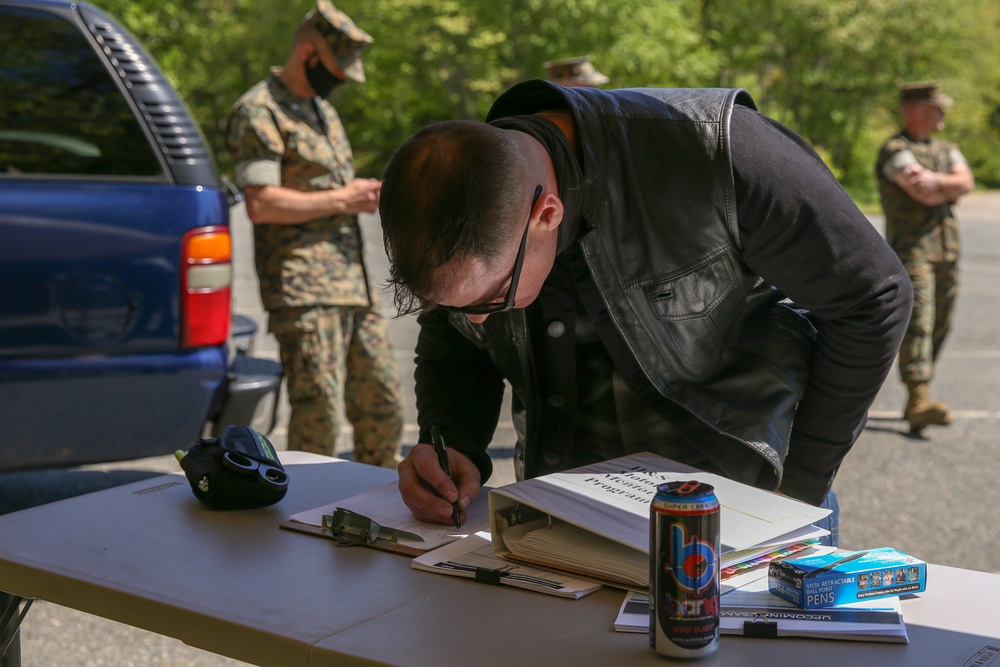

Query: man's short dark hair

[379,120,529,316]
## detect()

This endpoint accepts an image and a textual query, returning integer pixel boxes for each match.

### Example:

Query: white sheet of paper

[539,470,830,553]
[412,532,603,599]
[288,481,492,551]
[616,577,907,643]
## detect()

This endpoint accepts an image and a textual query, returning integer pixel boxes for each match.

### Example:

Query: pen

[430,425,462,530]
[803,550,870,579]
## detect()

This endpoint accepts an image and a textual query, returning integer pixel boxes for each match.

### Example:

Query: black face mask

[305,59,345,98]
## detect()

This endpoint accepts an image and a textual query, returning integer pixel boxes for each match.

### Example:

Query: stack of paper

[488,452,831,590]
[720,540,823,591]
[411,532,603,599]
[284,480,492,551]
[614,577,909,643]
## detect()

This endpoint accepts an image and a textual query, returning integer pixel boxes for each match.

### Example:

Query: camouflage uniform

[876,132,966,384]
[226,35,403,465]
[543,56,609,87]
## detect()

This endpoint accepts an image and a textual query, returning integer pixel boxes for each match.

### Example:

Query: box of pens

[768,547,927,609]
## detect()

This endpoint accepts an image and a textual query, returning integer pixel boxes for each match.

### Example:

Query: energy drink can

[650,480,721,659]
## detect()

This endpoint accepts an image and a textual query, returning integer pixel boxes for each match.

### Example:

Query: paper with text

[616,577,907,642]
[288,481,491,551]
[488,452,831,589]
[412,532,603,599]
[538,468,830,554]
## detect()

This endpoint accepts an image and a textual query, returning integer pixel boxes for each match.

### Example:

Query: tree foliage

[702,0,971,182]
[96,0,1000,188]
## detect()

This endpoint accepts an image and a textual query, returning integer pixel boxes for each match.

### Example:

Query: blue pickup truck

[0,0,281,472]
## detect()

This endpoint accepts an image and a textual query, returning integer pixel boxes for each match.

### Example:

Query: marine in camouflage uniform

[876,82,975,433]
[226,1,402,465]
[543,56,609,88]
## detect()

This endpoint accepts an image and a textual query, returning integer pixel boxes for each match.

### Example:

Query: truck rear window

[0,7,162,177]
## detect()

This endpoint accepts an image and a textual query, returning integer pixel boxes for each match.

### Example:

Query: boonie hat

[306,0,372,82]
[544,56,609,88]
[899,82,954,108]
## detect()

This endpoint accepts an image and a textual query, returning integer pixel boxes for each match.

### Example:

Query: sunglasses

[438,184,543,315]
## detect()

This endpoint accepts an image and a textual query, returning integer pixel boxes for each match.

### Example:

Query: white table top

[0,452,997,666]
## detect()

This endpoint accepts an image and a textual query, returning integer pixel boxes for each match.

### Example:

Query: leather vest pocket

[641,252,735,320]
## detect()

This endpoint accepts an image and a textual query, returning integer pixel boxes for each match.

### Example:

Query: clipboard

[280,480,492,557]
[279,518,424,557]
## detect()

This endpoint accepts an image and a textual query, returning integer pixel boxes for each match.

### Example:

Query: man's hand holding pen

[397,439,482,526]
[430,426,463,529]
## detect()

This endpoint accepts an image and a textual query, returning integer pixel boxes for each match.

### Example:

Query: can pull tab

[677,480,703,495]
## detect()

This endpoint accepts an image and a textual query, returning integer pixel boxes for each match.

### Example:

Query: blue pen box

[768,547,927,609]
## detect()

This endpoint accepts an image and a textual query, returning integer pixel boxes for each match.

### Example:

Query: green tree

[937,0,1000,188]
[98,0,298,174]
[94,0,1000,188]
[701,0,971,185]
[337,0,717,175]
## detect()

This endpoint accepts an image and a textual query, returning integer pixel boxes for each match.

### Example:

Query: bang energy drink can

[650,480,721,659]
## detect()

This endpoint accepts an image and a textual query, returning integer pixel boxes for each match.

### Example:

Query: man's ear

[297,39,318,65]
[536,192,564,231]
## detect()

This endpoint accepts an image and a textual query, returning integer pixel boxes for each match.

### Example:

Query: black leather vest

[450,82,815,490]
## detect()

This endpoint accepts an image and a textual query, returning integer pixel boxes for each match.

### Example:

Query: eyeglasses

[438,184,543,315]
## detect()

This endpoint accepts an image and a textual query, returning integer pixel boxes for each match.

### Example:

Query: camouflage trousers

[269,305,403,467]
[898,259,958,383]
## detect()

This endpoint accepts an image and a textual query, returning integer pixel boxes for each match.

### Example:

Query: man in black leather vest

[379,82,911,543]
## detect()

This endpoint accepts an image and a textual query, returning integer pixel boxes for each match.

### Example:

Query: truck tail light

[181,226,232,348]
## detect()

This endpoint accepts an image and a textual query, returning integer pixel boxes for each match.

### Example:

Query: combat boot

[903,380,953,433]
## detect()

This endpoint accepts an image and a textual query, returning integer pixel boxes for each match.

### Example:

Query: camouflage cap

[899,82,954,108]
[544,56,609,87]
[306,0,373,82]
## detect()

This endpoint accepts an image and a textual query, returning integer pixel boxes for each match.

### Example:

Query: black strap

[743,620,779,639]
[473,568,504,586]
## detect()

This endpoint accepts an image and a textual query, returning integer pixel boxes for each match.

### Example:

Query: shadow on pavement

[863,416,935,440]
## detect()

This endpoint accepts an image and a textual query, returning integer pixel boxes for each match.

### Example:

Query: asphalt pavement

[4,192,1000,666]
